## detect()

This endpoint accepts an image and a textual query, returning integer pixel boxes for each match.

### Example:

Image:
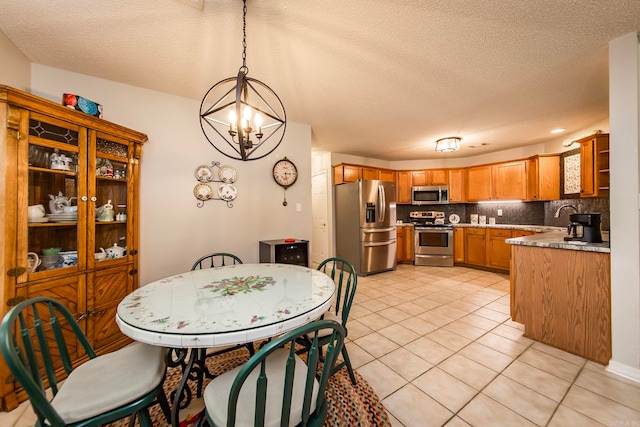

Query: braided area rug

[110,346,391,427]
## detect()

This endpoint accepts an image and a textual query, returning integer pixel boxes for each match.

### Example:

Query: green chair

[0,296,169,427]
[191,252,243,270]
[299,257,358,385]
[201,319,345,427]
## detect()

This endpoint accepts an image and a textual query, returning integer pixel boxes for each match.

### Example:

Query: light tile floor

[1,264,639,426]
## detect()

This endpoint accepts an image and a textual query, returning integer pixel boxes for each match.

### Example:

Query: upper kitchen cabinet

[412,169,448,186]
[527,154,560,201]
[333,164,395,184]
[448,168,466,203]
[466,165,492,201]
[0,86,147,410]
[467,161,527,202]
[333,163,361,184]
[577,133,609,198]
[396,171,412,204]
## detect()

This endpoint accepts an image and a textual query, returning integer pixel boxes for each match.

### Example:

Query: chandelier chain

[241,0,248,73]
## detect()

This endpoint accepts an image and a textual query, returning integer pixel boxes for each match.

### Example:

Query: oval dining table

[116,263,336,427]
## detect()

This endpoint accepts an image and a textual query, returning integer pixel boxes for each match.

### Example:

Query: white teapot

[48,192,75,214]
[105,243,126,259]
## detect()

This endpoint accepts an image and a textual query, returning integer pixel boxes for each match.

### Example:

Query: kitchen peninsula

[507,231,611,364]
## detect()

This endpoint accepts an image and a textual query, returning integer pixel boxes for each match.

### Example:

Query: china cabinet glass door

[20,112,87,283]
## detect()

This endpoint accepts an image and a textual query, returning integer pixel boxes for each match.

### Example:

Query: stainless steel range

[410,211,454,267]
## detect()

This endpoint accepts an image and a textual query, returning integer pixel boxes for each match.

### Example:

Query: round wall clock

[273,157,298,206]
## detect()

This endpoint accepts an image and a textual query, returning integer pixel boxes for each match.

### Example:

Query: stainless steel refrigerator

[335,180,397,275]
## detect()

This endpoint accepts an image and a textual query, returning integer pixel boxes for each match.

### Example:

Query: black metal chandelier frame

[199,0,286,161]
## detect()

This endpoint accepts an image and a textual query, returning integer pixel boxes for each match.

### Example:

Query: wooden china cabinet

[0,86,147,410]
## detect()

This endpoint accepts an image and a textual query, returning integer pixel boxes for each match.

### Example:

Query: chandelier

[199,0,286,161]
[435,137,461,153]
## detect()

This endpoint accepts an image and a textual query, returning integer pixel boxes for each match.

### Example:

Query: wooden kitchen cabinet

[492,160,527,201]
[527,154,560,201]
[396,171,412,204]
[485,229,512,270]
[412,169,447,186]
[333,163,362,184]
[379,169,395,182]
[466,165,492,202]
[396,226,414,263]
[453,227,465,263]
[362,167,379,180]
[577,133,609,198]
[448,168,466,203]
[511,245,611,364]
[0,86,146,410]
[464,228,486,266]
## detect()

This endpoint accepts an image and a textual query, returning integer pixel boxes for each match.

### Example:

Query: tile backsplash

[397,197,609,231]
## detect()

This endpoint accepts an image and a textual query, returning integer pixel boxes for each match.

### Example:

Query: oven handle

[363,227,395,233]
[364,241,395,247]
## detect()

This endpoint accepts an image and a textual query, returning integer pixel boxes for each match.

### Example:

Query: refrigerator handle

[363,227,396,233]
[378,184,386,222]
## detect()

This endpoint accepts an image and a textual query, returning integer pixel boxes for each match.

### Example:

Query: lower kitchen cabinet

[454,228,465,263]
[464,228,486,266]
[485,229,512,270]
[396,226,414,263]
[511,245,611,364]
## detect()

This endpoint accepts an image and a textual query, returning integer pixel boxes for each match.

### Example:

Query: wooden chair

[191,252,243,270]
[0,296,169,427]
[299,257,358,384]
[200,319,345,427]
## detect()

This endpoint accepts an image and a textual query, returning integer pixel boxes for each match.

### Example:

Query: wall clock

[272,157,298,206]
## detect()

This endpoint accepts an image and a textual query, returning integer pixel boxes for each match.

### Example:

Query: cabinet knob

[90,196,97,202]
[129,249,138,255]
[129,269,138,276]
[81,196,88,202]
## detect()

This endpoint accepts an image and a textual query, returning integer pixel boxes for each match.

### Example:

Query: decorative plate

[218,165,237,183]
[194,183,214,201]
[194,165,213,182]
[449,214,460,224]
[217,183,238,201]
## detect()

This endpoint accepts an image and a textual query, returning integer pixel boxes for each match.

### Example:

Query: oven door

[414,227,453,256]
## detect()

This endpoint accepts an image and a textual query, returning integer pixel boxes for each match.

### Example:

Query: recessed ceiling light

[551,128,566,134]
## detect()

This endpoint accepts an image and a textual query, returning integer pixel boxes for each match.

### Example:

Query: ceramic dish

[218,165,237,183]
[449,214,460,224]
[193,182,213,201]
[217,183,238,201]
[194,165,213,182]
[28,217,50,223]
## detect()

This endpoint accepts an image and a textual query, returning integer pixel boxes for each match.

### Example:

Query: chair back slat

[31,305,61,395]
[191,252,243,270]
[317,257,357,326]
[219,320,345,427]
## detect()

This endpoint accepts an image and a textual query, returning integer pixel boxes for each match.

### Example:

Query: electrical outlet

[296,203,302,212]
[497,209,503,216]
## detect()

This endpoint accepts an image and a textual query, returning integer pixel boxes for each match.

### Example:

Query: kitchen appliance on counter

[335,180,397,275]
[565,213,602,243]
[411,185,449,205]
[410,211,454,267]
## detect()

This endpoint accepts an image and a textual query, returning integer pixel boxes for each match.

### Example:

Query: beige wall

[0,30,29,91]
[30,64,313,284]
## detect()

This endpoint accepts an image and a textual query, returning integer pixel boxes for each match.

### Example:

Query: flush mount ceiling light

[551,128,566,134]
[435,137,461,153]
[199,0,286,161]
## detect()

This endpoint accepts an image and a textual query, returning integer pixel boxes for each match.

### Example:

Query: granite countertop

[506,230,610,253]
[452,223,565,233]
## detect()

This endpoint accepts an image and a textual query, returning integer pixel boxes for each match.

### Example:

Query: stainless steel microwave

[411,185,449,205]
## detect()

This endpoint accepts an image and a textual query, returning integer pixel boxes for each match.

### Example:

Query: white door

[311,171,329,267]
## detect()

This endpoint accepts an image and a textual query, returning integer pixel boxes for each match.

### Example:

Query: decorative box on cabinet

[259,239,309,267]
[0,85,147,411]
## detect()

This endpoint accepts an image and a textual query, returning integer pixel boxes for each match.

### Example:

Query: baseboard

[606,360,640,383]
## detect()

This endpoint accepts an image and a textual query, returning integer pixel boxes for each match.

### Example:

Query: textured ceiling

[1,1,639,160]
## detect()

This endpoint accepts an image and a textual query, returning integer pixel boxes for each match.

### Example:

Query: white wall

[30,64,312,284]
[608,32,640,381]
[0,30,30,91]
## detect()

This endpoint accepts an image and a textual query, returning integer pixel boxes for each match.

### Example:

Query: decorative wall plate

[194,183,214,200]
[194,165,213,182]
[449,214,460,224]
[218,183,238,201]
[218,165,237,183]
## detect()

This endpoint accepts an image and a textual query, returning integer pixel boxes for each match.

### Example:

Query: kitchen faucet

[554,202,584,218]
